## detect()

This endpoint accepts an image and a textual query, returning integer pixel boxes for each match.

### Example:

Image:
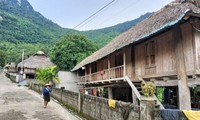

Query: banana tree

[36,66,60,86]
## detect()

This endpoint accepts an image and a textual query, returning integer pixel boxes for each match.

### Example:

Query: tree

[50,34,98,70]
[35,66,60,86]
[0,50,6,67]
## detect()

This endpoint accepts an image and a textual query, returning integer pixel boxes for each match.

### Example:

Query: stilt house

[72,1,200,110]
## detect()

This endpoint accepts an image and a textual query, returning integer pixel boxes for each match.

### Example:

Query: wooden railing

[78,65,124,82]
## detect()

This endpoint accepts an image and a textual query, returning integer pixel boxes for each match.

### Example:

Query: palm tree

[36,66,60,86]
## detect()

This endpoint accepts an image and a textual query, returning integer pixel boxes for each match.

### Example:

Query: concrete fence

[30,83,141,120]
[5,73,16,82]
[5,76,189,120]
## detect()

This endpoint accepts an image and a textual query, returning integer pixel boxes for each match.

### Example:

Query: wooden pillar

[108,87,113,99]
[123,49,126,77]
[174,24,191,110]
[89,65,91,81]
[84,67,86,83]
[108,56,110,79]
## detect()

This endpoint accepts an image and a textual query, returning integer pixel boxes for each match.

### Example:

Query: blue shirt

[42,87,51,95]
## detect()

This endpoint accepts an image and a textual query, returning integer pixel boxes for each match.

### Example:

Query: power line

[73,0,117,30]
[93,0,140,29]
[77,0,120,30]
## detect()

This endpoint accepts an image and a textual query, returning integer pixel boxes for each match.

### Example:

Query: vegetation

[50,34,98,70]
[82,13,152,47]
[0,50,6,67]
[36,66,60,85]
[142,82,156,97]
[0,42,47,64]
[191,86,200,103]
[0,0,74,44]
[156,87,164,102]
[0,0,150,69]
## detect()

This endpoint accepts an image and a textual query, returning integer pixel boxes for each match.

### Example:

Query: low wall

[30,83,140,120]
[82,95,140,120]
[5,73,16,82]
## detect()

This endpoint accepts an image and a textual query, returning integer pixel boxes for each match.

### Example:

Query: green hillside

[82,13,152,47]
[0,0,151,66]
[0,0,74,44]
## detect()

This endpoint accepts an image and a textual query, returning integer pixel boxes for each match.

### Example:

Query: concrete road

[0,73,82,120]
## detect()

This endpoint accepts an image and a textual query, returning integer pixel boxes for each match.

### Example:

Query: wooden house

[4,62,17,73]
[72,1,200,110]
[17,51,54,79]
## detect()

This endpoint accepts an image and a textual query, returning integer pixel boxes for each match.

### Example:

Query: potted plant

[141,82,156,97]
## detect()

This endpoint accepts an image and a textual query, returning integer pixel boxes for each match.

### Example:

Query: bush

[142,82,156,97]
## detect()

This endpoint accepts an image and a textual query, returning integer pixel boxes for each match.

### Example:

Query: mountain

[0,0,151,46]
[82,13,152,47]
[0,0,74,43]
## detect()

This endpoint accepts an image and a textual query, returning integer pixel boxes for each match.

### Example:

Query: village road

[0,73,82,120]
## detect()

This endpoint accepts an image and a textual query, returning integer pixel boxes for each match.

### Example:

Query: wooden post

[84,67,86,83]
[108,55,110,79]
[174,24,191,110]
[123,49,126,77]
[89,65,91,81]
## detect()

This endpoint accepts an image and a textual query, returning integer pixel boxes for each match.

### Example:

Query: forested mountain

[0,0,151,46]
[83,13,152,47]
[0,0,74,43]
[0,0,151,66]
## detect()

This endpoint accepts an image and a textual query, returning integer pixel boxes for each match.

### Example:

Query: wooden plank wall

[135,43,145,78]
[134,29,176,78]
[125,46,135,80]
[181,22,195,73]
[134,22,196,79]
[193,23,200,71]
[156,31,176,74]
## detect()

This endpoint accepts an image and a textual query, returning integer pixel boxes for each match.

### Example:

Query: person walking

[42,83,52,108]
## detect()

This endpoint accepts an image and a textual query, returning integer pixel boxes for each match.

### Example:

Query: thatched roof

[72,1,200,71]
[17,51,54,69]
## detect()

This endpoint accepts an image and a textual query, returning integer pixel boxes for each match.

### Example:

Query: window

[144,40,156,67]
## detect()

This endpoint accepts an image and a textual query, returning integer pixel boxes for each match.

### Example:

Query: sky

[27,0,174,31]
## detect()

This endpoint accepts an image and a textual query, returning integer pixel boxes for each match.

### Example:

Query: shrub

[142,82,156,97]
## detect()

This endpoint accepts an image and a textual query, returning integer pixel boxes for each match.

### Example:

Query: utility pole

[21,49,26,80]
[20,49,25,74]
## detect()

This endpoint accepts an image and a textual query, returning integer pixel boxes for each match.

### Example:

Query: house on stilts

[72,0,200,110]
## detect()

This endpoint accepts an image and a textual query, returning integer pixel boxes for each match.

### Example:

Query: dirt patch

[0,110,26,120]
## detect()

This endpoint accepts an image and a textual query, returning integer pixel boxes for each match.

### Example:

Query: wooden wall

[134,22,195,79]
[135,43,145,78]
[181,22,195,73]
[193,23,200,71]
[125,46,135,80]
[156,31,176,74]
